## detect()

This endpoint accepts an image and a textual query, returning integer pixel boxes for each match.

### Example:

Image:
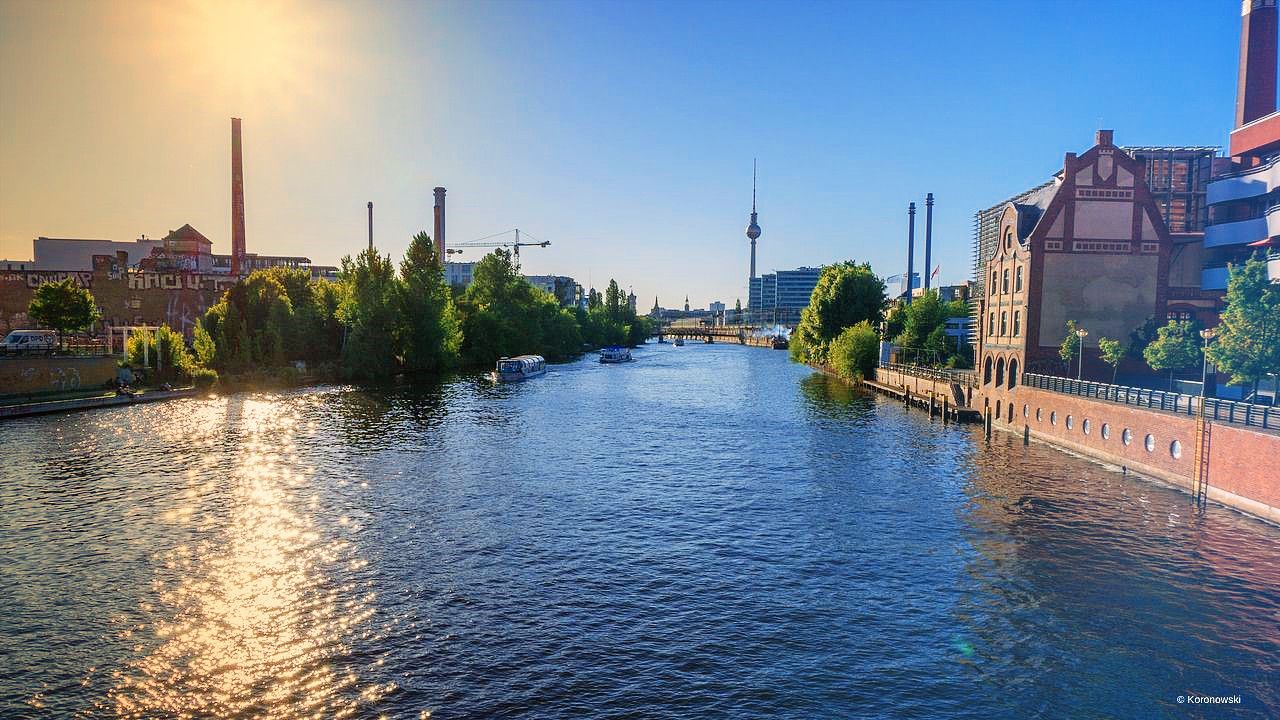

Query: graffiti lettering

[23,272,93,289]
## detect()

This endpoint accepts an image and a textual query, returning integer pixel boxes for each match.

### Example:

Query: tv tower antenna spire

[746,159,761,281]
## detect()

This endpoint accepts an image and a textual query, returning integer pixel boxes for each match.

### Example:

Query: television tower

[745,159,761,280]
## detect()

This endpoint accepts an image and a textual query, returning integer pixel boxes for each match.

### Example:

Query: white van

[1,330,58,355]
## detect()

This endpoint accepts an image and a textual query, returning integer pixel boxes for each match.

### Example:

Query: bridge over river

[652,321,792,348]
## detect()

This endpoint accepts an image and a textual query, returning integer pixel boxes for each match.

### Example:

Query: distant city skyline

[0,0,1241,307]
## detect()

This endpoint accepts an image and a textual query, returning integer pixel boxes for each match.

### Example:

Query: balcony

[1202,265,1230,290]
[1204,215,1268,248]
[1207,154,1280,204]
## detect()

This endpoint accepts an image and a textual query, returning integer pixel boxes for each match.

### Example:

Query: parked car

[0,329,58,355]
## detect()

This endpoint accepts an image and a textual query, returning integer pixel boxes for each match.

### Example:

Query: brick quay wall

[875,367,1280,525]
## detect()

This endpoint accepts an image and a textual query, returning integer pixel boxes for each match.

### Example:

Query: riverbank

[0,387,199,420]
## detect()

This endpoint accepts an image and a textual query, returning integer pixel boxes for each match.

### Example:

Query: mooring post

[942,396,949,425]
[984,408,992,441]
[928,393,936,418]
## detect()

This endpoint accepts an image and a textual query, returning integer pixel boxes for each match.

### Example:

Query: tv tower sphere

[746,215,761,240]
[746,159,762,241]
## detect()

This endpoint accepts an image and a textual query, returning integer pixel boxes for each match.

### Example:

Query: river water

[2,343,1278,718]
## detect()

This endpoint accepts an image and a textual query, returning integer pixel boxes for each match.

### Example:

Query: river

[1,343,1277,718]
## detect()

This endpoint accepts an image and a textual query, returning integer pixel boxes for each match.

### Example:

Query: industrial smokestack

[433,187,447,260]
[367,202,373,251]
[906,202,916,305]
[923,193,934,291]
[1237,0,1278,129]
[231,118,246,277]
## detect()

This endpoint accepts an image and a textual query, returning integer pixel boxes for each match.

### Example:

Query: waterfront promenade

[2,344,1277,718]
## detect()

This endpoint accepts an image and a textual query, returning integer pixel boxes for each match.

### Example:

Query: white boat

[599,346,633,363]
[673,337,685,347]
[492,355,547,382]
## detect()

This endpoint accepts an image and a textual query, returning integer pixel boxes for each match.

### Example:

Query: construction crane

[448,228,550,270]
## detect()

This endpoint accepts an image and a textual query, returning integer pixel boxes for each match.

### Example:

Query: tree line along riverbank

[14,231,653,392]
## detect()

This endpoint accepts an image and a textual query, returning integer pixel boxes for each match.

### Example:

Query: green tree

[1206,254,1280,398]
[1144,319,1201,390]
[789,261,885,365]
[193,324,217,367]
[1097,336,1125,384]
[125,325,201,384]
[893,290,956,366]
[605,279,624,322]
[27,278,100,349]
[828,321,880,382]
[1059,319,1082,365]
[339,247,400,379]
[397,231,462,373]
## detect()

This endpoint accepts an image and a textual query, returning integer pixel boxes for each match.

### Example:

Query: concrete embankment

[0,388,199,420]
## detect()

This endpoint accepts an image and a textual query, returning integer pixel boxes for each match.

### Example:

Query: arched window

[1009,358,1019,389]
[1015,266,1023,292]
[1000,312,1007,335]
[1002,269,1010,293]
[1005,229,1013,251]
[989,312,995,334]
[996,357,1006,386]
[1013,311,1021,336]
[990,271,997,295]
[984,356,993,385]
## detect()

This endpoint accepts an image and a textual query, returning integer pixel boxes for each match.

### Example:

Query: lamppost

[1200,327,1218,401]
[1076,327,1088,380]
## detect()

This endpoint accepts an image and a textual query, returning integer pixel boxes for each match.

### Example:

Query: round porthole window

[1036,408,1042,422]
[1145,434,1156,452]
[1122,428,1132,446]
[1050,411,1057,426]
[1170,440,1182,459]
[1101,423,1110,440]
[1023,404,1029,418]
[1083,419,1091,435]
[1066,415,1074,430]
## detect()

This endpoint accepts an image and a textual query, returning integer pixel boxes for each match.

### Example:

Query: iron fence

[879,362,978,388]
[1023,373,1277,431]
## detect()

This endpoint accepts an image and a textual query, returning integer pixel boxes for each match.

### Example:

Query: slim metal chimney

[906,202,916,304]
[1237,0,1278,129]
[433,187,447,260]
[367,202,374,251]
[231,118,246,277]
[923,193,934,290]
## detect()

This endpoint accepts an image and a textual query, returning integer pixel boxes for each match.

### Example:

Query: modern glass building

[748,267,821,324]
[1121,146,1218,233]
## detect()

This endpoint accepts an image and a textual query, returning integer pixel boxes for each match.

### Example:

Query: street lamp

[1200,327,1218,402]
[1075,327,1088,380]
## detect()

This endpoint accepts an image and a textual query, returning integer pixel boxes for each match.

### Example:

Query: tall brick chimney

[1237,0,1278,128]
[433,187,447,260]
[231,118,246,276]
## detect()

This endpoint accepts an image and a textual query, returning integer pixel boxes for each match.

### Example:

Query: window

[1050,411,1057,426]
[991,271,997,295]
[1013,311,1021,336]
[1002,269,1010,293]
[1170,440,1182,459]
[1123,428,1133,445]
[1144,434,1155,452]
[1015,266,1023,292]
[996,358,1005,386]
[1168,310,1193,322]
[1000,312,1007,335]
[1101,423,1110,440]
[1036,407,1042,422]
[989,312,995,334]
[1009,359,1019,389]
[1083,419,1091,435]
[1023,404,1029,418]
[1066,415,1074,430]
[1005,229,1013,250]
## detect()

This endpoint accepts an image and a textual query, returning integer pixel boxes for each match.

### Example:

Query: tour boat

[492,355,547,383]
[599,346,633,363]
[673,337,685,346]
[771,335,789,350]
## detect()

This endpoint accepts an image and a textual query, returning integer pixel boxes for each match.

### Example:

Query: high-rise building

[749,267,820,324]
[1204,0,1280,291]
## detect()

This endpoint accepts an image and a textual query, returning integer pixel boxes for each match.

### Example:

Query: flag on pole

[930,265,940,280]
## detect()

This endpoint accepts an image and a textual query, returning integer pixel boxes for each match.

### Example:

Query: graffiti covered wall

[0,268,237,337]
[0,356,118,397]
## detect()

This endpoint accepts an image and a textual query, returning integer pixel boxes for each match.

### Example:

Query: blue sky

[0,0,1242,308]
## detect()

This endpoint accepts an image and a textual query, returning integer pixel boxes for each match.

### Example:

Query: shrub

[828,321,880,382]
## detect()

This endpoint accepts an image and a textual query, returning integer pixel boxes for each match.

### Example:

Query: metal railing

[879,362,978,388]
[1023,373,1277,431]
